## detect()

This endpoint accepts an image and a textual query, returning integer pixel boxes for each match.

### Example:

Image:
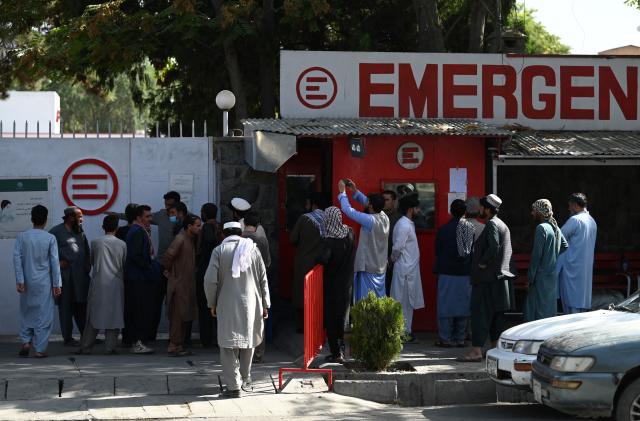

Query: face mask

[169,215,177,224]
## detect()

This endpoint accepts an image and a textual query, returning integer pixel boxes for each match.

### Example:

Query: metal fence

[0,120,235,138]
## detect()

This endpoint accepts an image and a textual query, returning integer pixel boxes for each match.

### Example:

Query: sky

[523,0,640,54]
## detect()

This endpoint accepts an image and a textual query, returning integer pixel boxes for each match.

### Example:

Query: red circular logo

[296,67,338,109]
[61,159,119,216]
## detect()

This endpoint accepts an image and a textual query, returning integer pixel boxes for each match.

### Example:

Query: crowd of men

[291,181,597,364]
[291,179,426,362]
[13,192,270,398]
[12,180,598,393]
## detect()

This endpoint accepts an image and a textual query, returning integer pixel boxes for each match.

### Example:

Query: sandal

[434,340,453,348]
[168,349,193,357]
[33,352,48,358]
[455,354,483,363]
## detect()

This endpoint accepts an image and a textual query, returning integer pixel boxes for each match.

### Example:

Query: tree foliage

[507,4,570,54]
[0,0,570,131]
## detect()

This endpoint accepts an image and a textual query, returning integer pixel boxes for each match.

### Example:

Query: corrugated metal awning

[242,118,512,137]
[502,131,640,158]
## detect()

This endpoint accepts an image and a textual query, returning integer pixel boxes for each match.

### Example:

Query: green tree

[0,0,569,131]
[507,4,571,54]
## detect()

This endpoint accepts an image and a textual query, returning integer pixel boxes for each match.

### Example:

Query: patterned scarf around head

[324,206,349,239]
[305,209,326,237]
[532,199,561,247]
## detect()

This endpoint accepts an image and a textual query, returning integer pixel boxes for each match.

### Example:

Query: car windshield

[611,292,640,312]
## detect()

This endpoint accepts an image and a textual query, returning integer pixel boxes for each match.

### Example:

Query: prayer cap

[230,197,251,212]
[485,194,502,208]
[223,221,242,230]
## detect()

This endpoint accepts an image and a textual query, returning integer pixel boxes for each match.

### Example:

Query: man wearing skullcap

[523,199,568,322]
[229,197,267,239]
[459,194,515,362]
[204,221,270,398]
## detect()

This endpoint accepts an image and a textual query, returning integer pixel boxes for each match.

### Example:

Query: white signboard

[281,50,640,130]
[0,178,51,238]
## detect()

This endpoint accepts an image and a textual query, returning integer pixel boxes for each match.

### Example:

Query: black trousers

[128,280,155,343]
[57,280,86,341]
[385,262,394,296]
[195,279,216,346]
[471,283,506,347]
[150,273,167,341]
[122,281,134,345]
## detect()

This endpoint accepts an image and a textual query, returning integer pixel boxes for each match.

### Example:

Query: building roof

[502,131,640,158]
[242,118,512,137]
[598,45,640,56]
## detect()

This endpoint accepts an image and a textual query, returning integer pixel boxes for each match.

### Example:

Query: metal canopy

[244,131,297,172]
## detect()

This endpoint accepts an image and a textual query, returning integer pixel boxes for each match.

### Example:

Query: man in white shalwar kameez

[557,193,597,313]
[204,221,270,399]
[78,215,127,354]
[390,194,425,342]
[14,205,62,358]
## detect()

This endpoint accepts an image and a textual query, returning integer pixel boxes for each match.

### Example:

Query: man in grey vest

[458,194,514,362]
[338,179,390,302]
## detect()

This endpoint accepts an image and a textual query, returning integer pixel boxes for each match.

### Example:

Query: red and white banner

[281,51,640,130]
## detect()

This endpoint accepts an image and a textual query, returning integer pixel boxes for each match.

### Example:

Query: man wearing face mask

[50,207,91,346]
[390,194,425,343]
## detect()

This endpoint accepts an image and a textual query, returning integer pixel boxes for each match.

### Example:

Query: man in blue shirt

[338,179,390,301]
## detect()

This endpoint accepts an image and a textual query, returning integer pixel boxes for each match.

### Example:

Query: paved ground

[0,334,585,420]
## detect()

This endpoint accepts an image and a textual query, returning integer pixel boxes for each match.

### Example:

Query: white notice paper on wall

[450,168,467,193]
[447,192,467,212]
[170,174,194,208]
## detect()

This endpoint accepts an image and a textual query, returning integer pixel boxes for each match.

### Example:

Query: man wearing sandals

[205,222,270,398]
[162,215,202,357]
[14,205,62,358]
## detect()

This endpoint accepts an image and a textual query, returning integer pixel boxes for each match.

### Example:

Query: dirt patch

[342,360,416,373]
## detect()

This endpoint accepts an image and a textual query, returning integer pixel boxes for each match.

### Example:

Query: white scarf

[222,235,256,278]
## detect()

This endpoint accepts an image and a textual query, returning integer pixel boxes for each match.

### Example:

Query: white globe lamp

[216,90,236,136]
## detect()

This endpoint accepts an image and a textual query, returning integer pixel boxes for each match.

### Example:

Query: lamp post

[215,90,236,137]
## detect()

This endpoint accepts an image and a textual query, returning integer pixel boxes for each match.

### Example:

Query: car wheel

[617,378,640,421]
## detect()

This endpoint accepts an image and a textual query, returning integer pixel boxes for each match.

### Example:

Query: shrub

[350,291,404,371]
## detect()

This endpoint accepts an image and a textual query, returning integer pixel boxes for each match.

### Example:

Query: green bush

[350,291,404,371]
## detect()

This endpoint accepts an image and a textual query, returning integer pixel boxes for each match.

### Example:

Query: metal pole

[96,120,100,138]
[167,121,171,138]
[0,121,2,138]
[84,121,87,139]
[191,120,195,137]
[179,120,183,137]
[108,121,111,138]
[60,120,63,139]
[144,123,148,138]
[37,121,39,138]
[49,121,52,138]
[13,121,15,138]
[25,121,28,138]
[222,111,229,137]
[204,120,207,137]
[156,122,159,138]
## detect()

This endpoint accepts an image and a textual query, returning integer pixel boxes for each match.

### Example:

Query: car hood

[544,317,640,352]
[501,310,634,341]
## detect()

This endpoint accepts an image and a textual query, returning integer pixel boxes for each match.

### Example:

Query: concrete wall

[0,137,213,335]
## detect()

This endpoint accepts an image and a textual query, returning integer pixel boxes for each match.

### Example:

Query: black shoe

[324,354,345,364]
[252,356,264,364]
[221,389,241,399]
[64,339,81,347]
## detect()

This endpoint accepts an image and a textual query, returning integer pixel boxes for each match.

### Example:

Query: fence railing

[278,265,333,391]
[0,120,238,138]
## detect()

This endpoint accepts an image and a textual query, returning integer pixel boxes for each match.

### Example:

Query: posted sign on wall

[280,50,640,130]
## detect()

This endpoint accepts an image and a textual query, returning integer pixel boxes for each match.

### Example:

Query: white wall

[0,137,214,335]
[0,91,61,135]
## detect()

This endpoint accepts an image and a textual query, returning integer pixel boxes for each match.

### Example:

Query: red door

[277,141,329,299]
